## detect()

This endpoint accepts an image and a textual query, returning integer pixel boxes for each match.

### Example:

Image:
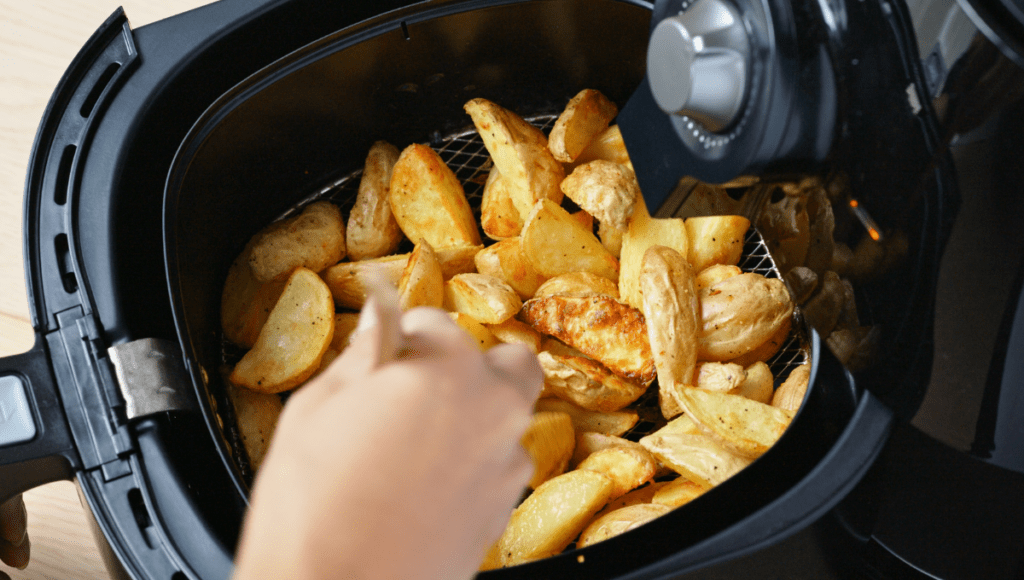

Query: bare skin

[232,291,542,580]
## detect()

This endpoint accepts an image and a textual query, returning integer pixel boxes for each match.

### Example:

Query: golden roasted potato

[737,362,774,404]
[560,160,638,231]
[449,312,501,351]
[772,363,810,413]
[677,387,793,459]
[494,469,614,567]
[728,314,792,367]
[639,414,752,488]
[569,124,632,170]
[537,351,647,412]
[651,478,706,507]
[324,254,408,310]
[230,268,335,394]
[594,482,668,516]
[684,215,750,273]
[325,246,480,309]
[695,362,746,393]
[347,141,403,260]
[521,411,576,489]
[485,318,543,352]
[534,271,620,300]
[443,273,522,324]
[577,503,673,548]
[480,166,523,240]
[598,220,624,258]
[398,240,444,310]
[695,264,742,291]
[520,199,619,281]
[225,381,282,472]
[473,238,547,300]
[464,98,564,220]
[535,398,639,436]
[548,88,619,163]
[571,209,595,232]
[571,431,647,468]
[619,195,689,310]
[521,295,656,385]
[699,273,794,361]
[639,245,699,419]
[221,236,286,348]
[389,143,481,249]
[576,445,658,500]
[249,201,347,282]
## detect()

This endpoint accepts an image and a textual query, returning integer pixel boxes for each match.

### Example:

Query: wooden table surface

[1,2,213,577]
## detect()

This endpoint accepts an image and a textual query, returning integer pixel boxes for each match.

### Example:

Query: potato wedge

[226,381,283,472]
[598,220,624,258]
[449,312,501,351]
[696,362,746,394]
[594,482,668,517]
[230,268,335,394]
[651,478,706,507]
[728,314,792,367]
[577,503,673,548]
[330,312,361,352]
[571,432,647,468]
[464,98,564,220]
[480,166,524,240]
[520,199,619,281]
[521,295,656,385]
[443,273,522,324]
[639,414,752,488]
[389,143,481,249]
[534,271,619,300]
[699,273,794,361]
[325,246,481,309]
[685,215,750,273]
[324,254,408,310]
[347,141,403,260]
[639,245,699,419]
[398,240,444,310]
[474,238,547,300]
[495,469,614,567]
[737,362,774,404]
[249,201,347,282]
[560,160,639,231]
[521,411,576,489]
[569,124,632,170]
[535,398,638,437]
[537,351,647,412]
[619,195,689,310]
[577,445,658,500]
[695,264,742,291]
[571,209,595,233]
[677,387,793,459]
[772,363,810,413]
[485,318,543,352]
[221,236,286,348]
[548,89,619,163]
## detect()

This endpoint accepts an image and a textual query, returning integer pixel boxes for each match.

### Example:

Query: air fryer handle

[0,336,77,505]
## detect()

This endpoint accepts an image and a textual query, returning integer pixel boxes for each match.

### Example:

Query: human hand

[232,289,542,580]
[0,494,29,580]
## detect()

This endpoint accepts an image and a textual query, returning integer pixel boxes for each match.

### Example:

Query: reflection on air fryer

[216,88,902,569]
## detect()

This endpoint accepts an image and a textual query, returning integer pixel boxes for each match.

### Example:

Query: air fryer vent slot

[80,62,121,118]
[54,234,78,294]
[55,145,75,206]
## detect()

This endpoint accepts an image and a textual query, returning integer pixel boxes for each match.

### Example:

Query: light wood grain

[1,2,214,578]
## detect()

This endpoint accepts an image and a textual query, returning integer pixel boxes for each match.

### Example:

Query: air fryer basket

[165,0,874,576]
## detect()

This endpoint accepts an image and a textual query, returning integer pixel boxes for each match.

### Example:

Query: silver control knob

[647,0,751,132]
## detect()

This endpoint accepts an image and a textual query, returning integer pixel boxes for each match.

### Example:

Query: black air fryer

[1,0,1023,578]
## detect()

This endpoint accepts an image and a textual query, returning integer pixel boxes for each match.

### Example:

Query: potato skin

[347,141,403,260]
[560,160,638,231]
[249,201,347,282]
[698,273,794,361]
[548,89,619,163]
